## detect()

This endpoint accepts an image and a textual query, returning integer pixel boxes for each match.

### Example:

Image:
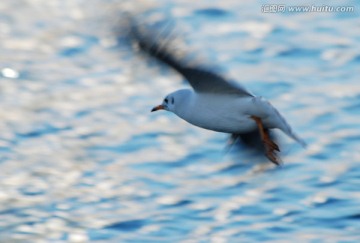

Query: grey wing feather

[230,130,279,158]
[130,23,254,97]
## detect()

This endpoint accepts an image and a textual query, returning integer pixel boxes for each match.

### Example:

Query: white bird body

[172,89,257,133]
[167,89,305,147]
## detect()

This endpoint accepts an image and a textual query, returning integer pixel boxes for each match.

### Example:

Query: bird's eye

[171,97,174,104]
[164,98,168,103]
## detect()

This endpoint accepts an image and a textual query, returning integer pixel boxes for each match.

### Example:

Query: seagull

[129,23,306,165]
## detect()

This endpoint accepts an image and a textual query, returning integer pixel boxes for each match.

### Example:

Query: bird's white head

[151,89,191,113]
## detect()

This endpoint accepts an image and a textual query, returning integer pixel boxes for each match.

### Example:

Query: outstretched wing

[129,22,254,97]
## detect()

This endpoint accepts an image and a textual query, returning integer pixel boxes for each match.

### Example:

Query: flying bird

[129,22,306,165]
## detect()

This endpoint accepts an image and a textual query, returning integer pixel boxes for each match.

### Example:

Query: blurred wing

[130,22,254,97]
[178,67,254,96]
[230,129,279,155]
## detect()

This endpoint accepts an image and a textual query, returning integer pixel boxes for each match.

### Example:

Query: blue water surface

[0,0,359,242]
